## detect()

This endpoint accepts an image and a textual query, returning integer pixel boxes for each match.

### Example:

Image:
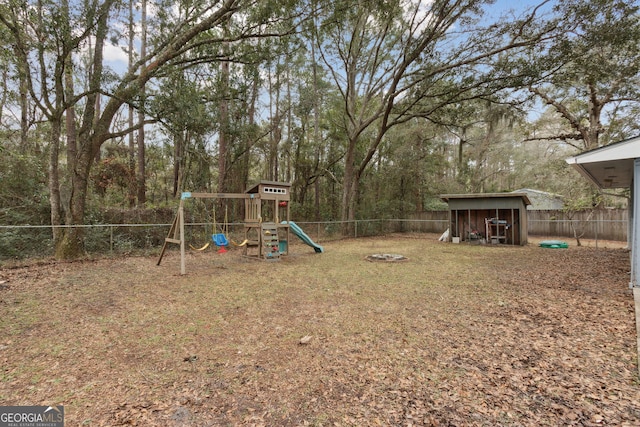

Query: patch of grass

[0,236,638,425]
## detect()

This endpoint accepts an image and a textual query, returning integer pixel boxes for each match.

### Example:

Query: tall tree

[1,0,71,247]
[127,0,137,206]
[1,0,298,259]
[522,0,640,150]
[136,0,148,206]
[313,0,556,231]
[217,32,231,193]
[152,69,216,196]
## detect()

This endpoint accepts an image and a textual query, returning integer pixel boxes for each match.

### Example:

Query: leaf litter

[0,235,638,426]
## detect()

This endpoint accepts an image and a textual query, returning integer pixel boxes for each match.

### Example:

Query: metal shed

[440,193,531,245]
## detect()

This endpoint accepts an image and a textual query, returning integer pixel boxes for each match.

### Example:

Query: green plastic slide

[282,221,324,253]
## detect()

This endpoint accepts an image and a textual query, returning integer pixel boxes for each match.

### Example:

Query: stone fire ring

[365,253,409,262]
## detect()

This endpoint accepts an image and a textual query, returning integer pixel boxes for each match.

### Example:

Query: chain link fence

[0,219,437,262]
[0,216,627,262]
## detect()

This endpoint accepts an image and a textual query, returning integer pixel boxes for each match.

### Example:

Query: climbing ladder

[261,222,280,262]
[243,222,281,261]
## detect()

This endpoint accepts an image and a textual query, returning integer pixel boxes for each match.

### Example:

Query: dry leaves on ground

[0,235,638,426]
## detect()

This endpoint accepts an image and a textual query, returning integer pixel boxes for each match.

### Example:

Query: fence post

[110,225,114,252]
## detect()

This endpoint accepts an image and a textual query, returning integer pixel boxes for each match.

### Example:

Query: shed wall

[446,198,528,245]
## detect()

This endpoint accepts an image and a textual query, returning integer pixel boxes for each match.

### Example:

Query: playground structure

[243,180,291,261]
[157,180,323,274]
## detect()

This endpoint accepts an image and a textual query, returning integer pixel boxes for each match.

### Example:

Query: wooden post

[511,208,515,245]
[157,205,181,266]
[455,209,458,240]
[179,202,185,275]
[157,198,188,274]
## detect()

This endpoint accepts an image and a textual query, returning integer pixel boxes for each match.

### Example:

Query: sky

[102,0,558,66]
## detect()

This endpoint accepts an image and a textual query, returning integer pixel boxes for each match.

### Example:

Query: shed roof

[513,189,564,210]
[565,135,640,189]
[440,192,531,205]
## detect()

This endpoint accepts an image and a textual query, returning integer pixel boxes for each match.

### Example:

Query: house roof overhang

[565,136,640,189]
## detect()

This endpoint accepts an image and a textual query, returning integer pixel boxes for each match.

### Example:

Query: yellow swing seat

[231,239,248,247]
[189,242,210,251]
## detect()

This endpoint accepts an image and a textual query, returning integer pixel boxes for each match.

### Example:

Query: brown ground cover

[1,234,639,426]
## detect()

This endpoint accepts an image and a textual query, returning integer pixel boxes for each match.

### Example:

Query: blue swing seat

[212,233,229,247]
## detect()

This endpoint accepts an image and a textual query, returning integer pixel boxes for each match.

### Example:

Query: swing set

[188,203,234,253]
[157,181,292,275]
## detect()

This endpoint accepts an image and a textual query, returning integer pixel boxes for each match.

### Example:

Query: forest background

[1,0,639,260]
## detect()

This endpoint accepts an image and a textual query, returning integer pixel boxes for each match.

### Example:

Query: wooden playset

[157,180,293,274]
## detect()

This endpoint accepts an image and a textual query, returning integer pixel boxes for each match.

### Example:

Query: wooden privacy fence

[527,209,627,241]
[407,209,628,241]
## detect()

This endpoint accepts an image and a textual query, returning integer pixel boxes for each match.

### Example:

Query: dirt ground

[1,234,639,426]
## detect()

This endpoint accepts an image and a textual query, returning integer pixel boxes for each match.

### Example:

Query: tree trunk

[127,0,136,206]
[136,115,146,205]
[218,53,229,193]
[584,84,603,150]
[56,142,95,258]
[49,118,63,246]
[173,131,184,198]
[311,3,322,222]
[314,170,321,221]
[242,68,259,189]
[53,0,109,259]
[285,61,292,183]
[127,107,136,206]
[267,63,282,182]
[136,0,148,206]
[18,65,29,150]
[341,137,358,234]
[63,55,78,241]
[0,67,6,124]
